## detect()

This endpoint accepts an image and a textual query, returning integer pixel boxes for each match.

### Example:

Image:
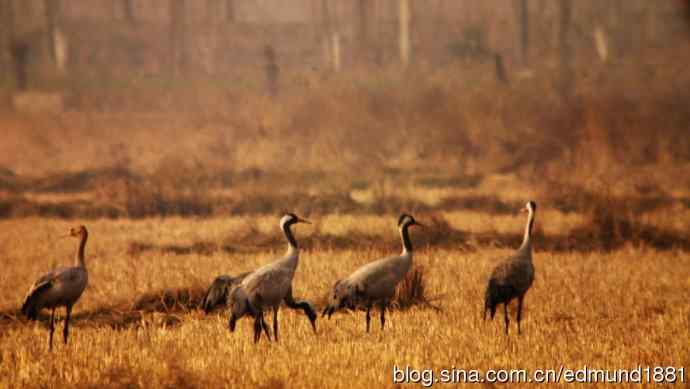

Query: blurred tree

[122,0,136,25]
[517,0,529,63]
[264,45,279,97]
[495,53,508,85]
[0,0,14,83]
[169,0,187,76]
[321,0,340,71]
[44,0,60,66]
[226,0,234,22]
[558,0,573,98]
[399,0,410,66]
[205,0,222,22]
[357,0,371,57]
[11,41,28,90]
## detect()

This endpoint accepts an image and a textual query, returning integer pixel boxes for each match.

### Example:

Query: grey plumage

[484,201,537,335]
[21,277,54,320]
[228,284,314,343]
[200,272,250,314]
[21,225,90,350]
[227,213,317,343]
[227,283,272,342]
[322,214,422,332]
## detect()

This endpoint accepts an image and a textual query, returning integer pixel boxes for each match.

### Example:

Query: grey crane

[21,225,89,350]
[484,201,537,335]
[228,283,310,343]
[322,214,423,332]
[200,272,250,314]
[227,283,273,342]
[228,213,317,343]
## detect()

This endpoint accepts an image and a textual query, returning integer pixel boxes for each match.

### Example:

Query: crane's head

[69,225,88,239]
[521,201,537,214]
[280,212,311,230]
[397,213,423,228]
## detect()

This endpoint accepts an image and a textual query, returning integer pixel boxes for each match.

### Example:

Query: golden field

[0,212,689,388]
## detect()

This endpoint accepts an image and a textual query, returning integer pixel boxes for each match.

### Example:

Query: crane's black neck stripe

[528,215,534,236]
[400,222,413,252]
[283,221,298,249]
[76,232,88,266]
[527,202,536,237]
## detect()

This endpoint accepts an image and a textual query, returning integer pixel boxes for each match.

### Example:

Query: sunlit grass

[1,217,688,388]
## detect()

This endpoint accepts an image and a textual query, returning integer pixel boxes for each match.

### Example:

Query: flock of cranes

[20,202,537,349]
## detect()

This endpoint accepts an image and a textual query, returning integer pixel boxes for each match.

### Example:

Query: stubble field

[0,212,688,388]
[2,59,690,387]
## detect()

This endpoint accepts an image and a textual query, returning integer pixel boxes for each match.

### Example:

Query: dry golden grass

[1,217,688,388]
[1,41,689,387]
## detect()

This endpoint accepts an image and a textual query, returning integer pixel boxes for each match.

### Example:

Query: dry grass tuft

[393,266,441,311]
[567,194,690,251]
[132,287,207,314]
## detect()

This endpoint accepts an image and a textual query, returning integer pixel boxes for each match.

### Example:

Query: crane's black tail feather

[484,279,517,321]
[201,273,250,314]
[21,281,52,321]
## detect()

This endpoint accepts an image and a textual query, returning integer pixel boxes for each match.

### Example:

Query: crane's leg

[272,307,279,342]
[228,313,238,332]
[253,312,263,343]
[365,303,372,333]
[284,287,317,332]
[503,302,510,335]
[48,308,56,351]
[517,294,525,335]
[379,301,387,330]
[63,305,72,345]
[262,313,271,342]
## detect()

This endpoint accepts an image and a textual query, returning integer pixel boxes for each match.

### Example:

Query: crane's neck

[283,222,299,253]
[74,233,88,268]
[400,223,413,254]
[519,209,535,252]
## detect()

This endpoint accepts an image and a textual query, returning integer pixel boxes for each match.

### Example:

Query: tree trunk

[226,0,235,22]
[332,32,341,71]
[495,53,508,84]
[206,0,221,22]
[264,45,279,97]
[44,0,60,66]
[321,0,340,71]
[169,0,187,76]
[123,0,136,25]
[558,0,573,98]
[518,0,529,63]
[0,0,14,80]
[321,0,330,68]
[357,0,369,58]
[594,26,608,63]
[398,0,410,67]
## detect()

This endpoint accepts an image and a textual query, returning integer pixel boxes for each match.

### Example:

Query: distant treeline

[0,0,687,92]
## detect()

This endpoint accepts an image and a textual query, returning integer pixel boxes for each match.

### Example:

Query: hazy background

[1,5,689,387]
[0,0,689,233]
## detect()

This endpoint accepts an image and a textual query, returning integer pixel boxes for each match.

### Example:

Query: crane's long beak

[414,221,426,228]
[298,217,311,224]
